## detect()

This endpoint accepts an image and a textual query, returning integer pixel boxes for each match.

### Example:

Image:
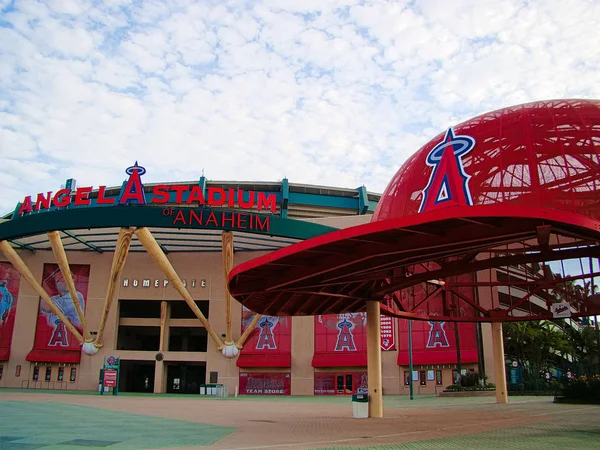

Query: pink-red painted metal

[375,99,600,222]
[228,99,600,322]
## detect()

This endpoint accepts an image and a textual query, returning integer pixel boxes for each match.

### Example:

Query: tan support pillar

[154,301,169,394]
[159,300,169,352]
[367,301,383,418]
[491,322,508,404]
[154,360,167,394]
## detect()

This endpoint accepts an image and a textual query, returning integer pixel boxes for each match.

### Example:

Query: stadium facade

[0,170,480,396]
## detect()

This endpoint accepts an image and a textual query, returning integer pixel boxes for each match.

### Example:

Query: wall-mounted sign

[122,279,206,288]
[17,162,278,215]
[551,302,572,318]
[166,208,270,232]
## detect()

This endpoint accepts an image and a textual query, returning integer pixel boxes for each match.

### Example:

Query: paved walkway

[1,390,599,449]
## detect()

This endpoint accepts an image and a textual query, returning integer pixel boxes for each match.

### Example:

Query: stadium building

[0,169,479,396]
[2,99,597,399]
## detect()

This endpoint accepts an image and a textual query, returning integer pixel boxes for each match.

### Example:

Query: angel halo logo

[419,128,476,213]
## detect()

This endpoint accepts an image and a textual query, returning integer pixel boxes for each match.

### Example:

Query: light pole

[408,319,414,400]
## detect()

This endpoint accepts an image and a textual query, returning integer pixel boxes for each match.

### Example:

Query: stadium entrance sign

[16,162,277,216]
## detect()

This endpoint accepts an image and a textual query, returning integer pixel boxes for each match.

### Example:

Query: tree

[503,321,571,389]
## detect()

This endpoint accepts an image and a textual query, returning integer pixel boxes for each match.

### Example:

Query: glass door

[335,373,354,394]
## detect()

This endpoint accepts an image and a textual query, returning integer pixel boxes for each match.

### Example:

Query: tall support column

[367,301,383,418]
[159,301,170,352]
[491,322,508,404]
[222,231,234,346]
[155,301,169,394]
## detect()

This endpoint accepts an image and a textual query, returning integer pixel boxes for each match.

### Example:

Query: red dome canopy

[374,99,600,222]
[228,99,600,322]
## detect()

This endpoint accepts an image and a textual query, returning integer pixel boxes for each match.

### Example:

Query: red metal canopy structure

[228,99,600,323]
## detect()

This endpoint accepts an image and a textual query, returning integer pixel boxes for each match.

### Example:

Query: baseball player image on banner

[0,262,21,361]
[32,264,90,351]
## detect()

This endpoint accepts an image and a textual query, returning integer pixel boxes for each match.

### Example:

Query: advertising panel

[0,262,21,360]
[28,264,90,358]
[239,306,292,355]
[314,313,367,354]
[239,372,290,395]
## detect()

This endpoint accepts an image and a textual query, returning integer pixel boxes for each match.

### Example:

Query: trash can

[352,393,369,418]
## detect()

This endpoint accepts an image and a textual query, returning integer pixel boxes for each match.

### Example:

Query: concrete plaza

[0,390,598,449]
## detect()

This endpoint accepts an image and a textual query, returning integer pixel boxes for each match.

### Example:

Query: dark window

[404,371,410,386]
[0,364,3,380]
[452,369,460,384]
[168,327,208,352]
[117,326,160,351]
[209,371,218,383]
[436,370,443,386]
[45,367,52,381]
[169,300,210,319]
[70,368,77,382]
[33,366,39,381]
[419,370,426,386]
[119,300,161,318]
[58,367,64,382]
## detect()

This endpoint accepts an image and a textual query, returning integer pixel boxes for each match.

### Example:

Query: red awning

[228,205,600,321]
[0,347,9,361]
[236,353,291,368]
[26,349,81,364]
[397,349,478,366]
[312,352,367,367]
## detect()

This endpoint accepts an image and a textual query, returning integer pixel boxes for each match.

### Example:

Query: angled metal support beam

[62,230,103,253]
[9,239,36,252]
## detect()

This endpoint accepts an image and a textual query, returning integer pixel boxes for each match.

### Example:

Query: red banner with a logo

[26,263,90,363]
[0,262,21,361]
[239,372,290,395]
[237,306,292,367]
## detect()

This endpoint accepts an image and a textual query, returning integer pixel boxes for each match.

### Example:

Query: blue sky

[1,0,599,215]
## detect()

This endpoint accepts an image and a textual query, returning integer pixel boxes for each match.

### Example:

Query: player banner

[0,262,21,361]
[27,263,90,361]
[380,315,395,350]
[239,372,290,395]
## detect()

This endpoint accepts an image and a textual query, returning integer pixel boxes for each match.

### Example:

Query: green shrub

[460,371,480,387]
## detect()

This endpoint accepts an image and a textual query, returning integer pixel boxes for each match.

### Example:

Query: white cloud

[0,0,598,215]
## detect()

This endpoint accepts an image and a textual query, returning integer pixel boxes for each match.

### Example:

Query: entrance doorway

[166,362,206,394]
[336,373,354,394]
[118,360,155,393]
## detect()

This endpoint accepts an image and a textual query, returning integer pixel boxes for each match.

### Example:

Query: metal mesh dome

[374,99,600,222]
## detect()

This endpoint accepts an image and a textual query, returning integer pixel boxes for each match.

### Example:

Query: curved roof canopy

[228,99,600,322]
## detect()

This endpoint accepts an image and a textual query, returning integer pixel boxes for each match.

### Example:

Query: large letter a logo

[256,317,277,350]
[48,320,69,347]
[426,321,450,348]
[335,319,357,351]
[419,128,476,213]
